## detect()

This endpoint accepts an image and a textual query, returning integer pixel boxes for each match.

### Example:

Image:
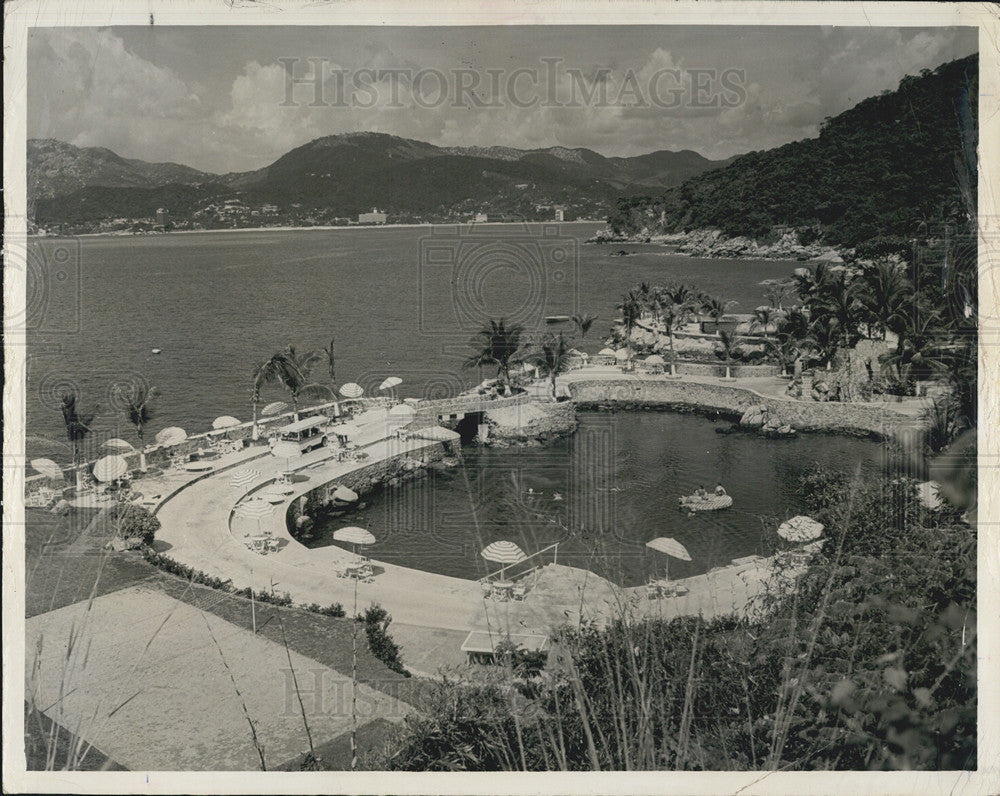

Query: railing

[480,541,560,583]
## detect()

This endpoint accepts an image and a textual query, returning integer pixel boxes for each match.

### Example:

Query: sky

[27,25,978,174]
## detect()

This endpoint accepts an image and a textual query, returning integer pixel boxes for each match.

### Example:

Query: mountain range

[28,135,733,228]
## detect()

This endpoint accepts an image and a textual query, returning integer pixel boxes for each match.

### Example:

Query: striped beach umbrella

[212,415,241,429]
[333,526,376,561]
[480,540,526,564]
[646,537,692,582]
[155,426,187,446]
[31,458,65,481]
[261,401,289,417]
[93,455,129,483]
[339,383,364,399]
[230,467,261,490]
[103,438,135,452]
[236,497,274,535]
[378,377,402,391]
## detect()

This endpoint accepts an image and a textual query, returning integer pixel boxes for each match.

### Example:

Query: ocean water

[309,410,886,586]
[26,223,803,459]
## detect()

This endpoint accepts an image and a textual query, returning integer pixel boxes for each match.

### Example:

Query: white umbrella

[412,426,461,442]
[93,455,129,483]
[777,516,824,542]
[262,401,289,417]
[155,426,187,446]
[271,439,302,471]
[646,537,692,582]
[230,467,261,490]
[236,497,274,536]
[212,415,241,430]
[103,438,135,452]
[614,348,630,361]
[339,383,364,399]
[645,354,665,365]
[333,485,359,502]
[378,377,402,391]
[598,348,616,356]
[31,458,65,481]
[332,525,376,561]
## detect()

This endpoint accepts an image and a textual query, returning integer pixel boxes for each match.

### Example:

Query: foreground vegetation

[377,469,975,771]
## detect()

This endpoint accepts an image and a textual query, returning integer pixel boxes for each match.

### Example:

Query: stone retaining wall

[567,379,908,438]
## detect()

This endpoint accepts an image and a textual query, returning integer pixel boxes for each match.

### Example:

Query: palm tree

[60,391,98,491]
[806,315,841,371]
[659,283,695,377]
[531,333,573,398]
[701,295,737,326]
[882,305,950,393]
[815,271,862,348]
[792,261,834,304]
[464,319,525,394]
[322,336,337,386]
[617,291,642,339]
[571,313,598,339]
[116,384,158,471]
[752,307,776,338]
[760,278,794,311]
[716,329,742,380]
[858,260,912,340]
[254,346,327,421]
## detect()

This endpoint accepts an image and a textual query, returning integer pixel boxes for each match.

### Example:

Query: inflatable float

[679,494,734,511]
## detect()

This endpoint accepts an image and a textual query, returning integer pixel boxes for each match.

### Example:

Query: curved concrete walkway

[142,375,863,672]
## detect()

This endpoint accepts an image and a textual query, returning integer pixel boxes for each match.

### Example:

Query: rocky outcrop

[589,227,845,262]
[482,402,578,447]
[739,405,769,429]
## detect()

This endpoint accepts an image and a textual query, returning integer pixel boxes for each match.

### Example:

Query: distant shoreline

[30,219,605,239]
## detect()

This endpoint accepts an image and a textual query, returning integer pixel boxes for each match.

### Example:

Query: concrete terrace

[134,365,888,673]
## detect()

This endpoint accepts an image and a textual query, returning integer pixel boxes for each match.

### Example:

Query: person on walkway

[715,483,728,496]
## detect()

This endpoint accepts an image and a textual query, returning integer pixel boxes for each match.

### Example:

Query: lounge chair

[512,584,527,601]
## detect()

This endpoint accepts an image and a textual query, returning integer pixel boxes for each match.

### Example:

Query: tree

[761,279,794,311]
[659,283,696,376]
[322,336,337,385]
[254,346,327,421]
[881,304,951,392]
[464,319,525,394]
[814,271,862,348]
[59,391,98,491]
[115,383,159,471]
[806,315,841,371]
[701,295,737,324]
[571,313,598,340]
[858,260,912,340]
[617,291,642,339]
[752,307,776,338]
[531,333,573,398]
[715,329,742,380]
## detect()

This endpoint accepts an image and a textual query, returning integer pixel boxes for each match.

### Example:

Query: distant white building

[554,208,565,222]
[155,208,169,228]
[358,208,387,224]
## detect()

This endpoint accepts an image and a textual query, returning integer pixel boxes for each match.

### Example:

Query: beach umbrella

[271,439,302,471]
[230,467,261,490]
[155,426,187,446]
[614,348,630,361]
[333,485,359,502]
[378,377,402,391]
[646,537,692,582]
[212,415,241,430]
[777,516,824,542]
[645,354,665,365]
[262,401,289,417]
[339,383,364,399]
[412,425,461,443]
[333,525,376,561]
[236,497,274,536]
[102,438,135,452]
[31,458,65,481]
[598,348,616,356]
[480,540,526,570]
[93,455,128,483]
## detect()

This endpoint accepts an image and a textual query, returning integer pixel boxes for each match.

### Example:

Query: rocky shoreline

[587,226,845,262]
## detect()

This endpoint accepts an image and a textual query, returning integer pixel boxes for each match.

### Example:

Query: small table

[346,564,374,580]
[460,631,549,665]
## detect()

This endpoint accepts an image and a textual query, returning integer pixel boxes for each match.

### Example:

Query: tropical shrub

[360,604,409,676]
[110,503,160,545]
